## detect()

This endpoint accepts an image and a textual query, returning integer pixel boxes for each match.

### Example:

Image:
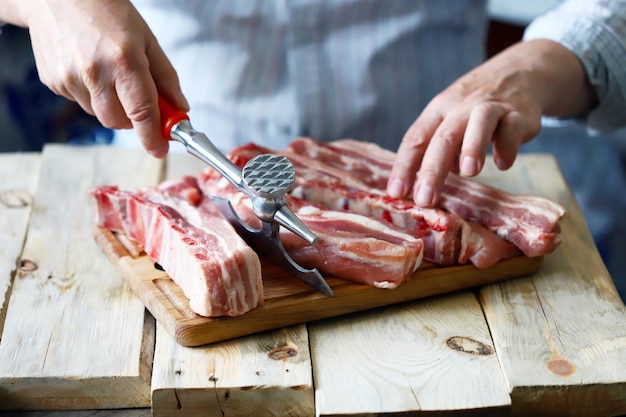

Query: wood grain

[0,411,151,417]
[152,323,315,417]
[309,292,511,416]
[106,152,538,416]
[477,155,626,417]
[0,145,162,410]
[150,154,315,417]
[0,153,40,338]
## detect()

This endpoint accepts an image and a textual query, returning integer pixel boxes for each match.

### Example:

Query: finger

[55,75,95,116]
[91,86,133,130]
[459,102,507,177]
[451,153,460,175]
[387,106,443,198]
[115,61,167,158]
[492,111,527,170]
[413,114,468,207]
[57,74,97,117]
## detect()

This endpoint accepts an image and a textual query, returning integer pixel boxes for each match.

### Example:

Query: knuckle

[435,127,458,148]
[83,38,137,87]
[81,60,102,91]
[403,123,428,146]
[97,116,127,130]
[505,112,540,143]
[125,101,154,122]
[473,101,498,118]
[408,133,430,150]
[105,35,137,66]
[418,167,439,180]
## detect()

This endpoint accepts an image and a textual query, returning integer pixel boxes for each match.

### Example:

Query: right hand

[12,0,189,157]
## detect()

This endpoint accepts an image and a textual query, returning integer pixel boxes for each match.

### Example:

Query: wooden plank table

[0,146,158,410]
[1,144,625,417]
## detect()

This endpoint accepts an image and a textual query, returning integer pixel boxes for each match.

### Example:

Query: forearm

[527,40,597,117]
[524,0,626,130]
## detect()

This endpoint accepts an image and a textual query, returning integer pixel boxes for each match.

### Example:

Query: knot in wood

[446,336,494,356]
[546,358,576,377]
[268,346,298,360]
[18,259,38,272]
[0,189,33,208]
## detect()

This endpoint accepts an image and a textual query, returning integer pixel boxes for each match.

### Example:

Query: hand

[386,40,595,207]
[8,0,188,157]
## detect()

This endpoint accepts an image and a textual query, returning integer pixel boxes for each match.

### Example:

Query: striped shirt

[521,0,626,265]
[118,0,488,152]
[524,0,626,131]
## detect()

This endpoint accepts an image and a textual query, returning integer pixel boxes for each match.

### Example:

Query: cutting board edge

[93,226,544,347]
[173,255,544,346]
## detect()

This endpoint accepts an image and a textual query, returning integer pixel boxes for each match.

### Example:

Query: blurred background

[0,25,112,152]
[1,0,625,298]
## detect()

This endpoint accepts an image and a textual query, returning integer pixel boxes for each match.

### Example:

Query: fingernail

[495,158,506,170]
[460,156,478,176]
[415,184,434,207]
[387,179,405,198]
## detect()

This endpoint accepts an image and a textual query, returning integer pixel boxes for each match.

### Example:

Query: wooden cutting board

[94,226,543,347]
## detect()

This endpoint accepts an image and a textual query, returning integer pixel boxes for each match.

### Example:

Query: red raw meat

[91,177,263,317]
[284,137,565,258]
[226,142,521,269]
[290,178,522,268]
[92,136,566,318]
[198,173,424,289]
[439,174,565,257]
[288,138,393,191]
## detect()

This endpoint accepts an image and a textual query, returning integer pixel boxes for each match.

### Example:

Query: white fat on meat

[198,172,424,288]
[288,200,424,288]
[291,178,520,268]
[282,137,565,259]
[288,137,393,190]
[439,173,565,257]
[225,142,518,269]
[91,177,263,318]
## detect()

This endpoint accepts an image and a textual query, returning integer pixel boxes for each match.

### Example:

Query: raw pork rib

[438,174,565,257]
[290,178,522,269]
[285,137,566,258]
[91,176,263,317]
[226,142,521,269]
[198,173,424,289]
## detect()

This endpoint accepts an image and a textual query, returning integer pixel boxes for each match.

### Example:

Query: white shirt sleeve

[128,0,488,152]
[524,0,626,131]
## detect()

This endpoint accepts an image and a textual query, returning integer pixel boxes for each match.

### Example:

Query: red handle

[158,96,189,140]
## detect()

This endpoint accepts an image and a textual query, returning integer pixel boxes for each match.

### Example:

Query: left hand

[386,40,595,207]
